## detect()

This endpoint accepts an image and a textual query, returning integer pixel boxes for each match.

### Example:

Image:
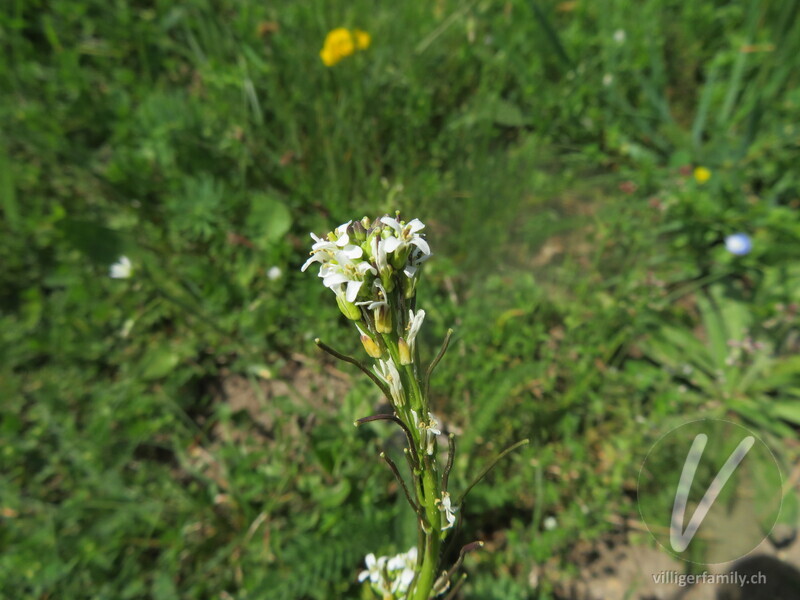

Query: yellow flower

[354,29,371,50]
[320,27,370,66]
[693,166,711,184]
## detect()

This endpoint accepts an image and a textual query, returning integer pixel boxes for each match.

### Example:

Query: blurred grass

[2,0,800,598]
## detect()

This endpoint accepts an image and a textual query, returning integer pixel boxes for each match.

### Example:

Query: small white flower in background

[358,553,388,586]
[602,73,614,87]
[267,266,282,281]
[359,547,418,596]
[411,409,441,455]
[543,516,558,531]
[109,256,132,279]
[388,546,418,595]
[436,491,457,531]
[613,29,626,44]
[725,233,752,256]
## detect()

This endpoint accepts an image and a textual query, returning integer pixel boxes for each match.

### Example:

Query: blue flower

[725,233,752,256]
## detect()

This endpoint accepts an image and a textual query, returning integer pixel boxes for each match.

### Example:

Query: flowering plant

[302,214,527,599]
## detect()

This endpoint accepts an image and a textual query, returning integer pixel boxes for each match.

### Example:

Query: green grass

[2,0,800,598]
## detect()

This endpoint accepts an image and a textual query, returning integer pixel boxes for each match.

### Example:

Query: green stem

[412,463,442,600]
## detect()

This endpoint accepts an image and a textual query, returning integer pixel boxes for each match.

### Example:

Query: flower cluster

[301,215,431,374]
[358,547,418,598]
[320,27,371,67]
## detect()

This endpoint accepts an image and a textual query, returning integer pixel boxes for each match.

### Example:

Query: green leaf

[249,194,292,247]
[773,401,800,425]
[492,99,528,128]
[140,346,182,380]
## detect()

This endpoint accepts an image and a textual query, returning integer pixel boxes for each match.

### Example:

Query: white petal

[380,216,402,233]
[334,221,352,246]
[340,244,363,259]
[345,280,362,302]
[410,237,430,255]
[356,261,376,275]
[406,218,425,233]
[383,236,402,253]
[301,254,322,272]
[322,273,348,288]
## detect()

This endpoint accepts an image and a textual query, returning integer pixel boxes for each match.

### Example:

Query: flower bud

[375,304,393,334]
[401,273,417,300]
[391,245,411,271]
[380,268,395,293]
[336,295,362,320]
[398,337,412,365]
[361,333,383,358]
[350,220,367,243]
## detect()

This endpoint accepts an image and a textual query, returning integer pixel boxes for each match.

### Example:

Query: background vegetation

[2,0,800,598]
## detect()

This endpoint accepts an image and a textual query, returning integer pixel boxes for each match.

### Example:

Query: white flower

[613,29,626,44]
[543,516,558,531]
[374,359,405,407]
[267,266,282,280]
[301,220,363,274]
[411,409,441,456]
[318,250,376,303]
[381,216,431,257]
[436,492,458,531]
[403,246,431,278]
[387,546,417,571]
[359,547,418,596]
[356,279,389,313]
[388,547,418,594]
[602,73,614,87]
[356,279,393,333]
[109,256,132,279]
[301,238,363,273]
[371,235,391,277]
[311,220,352,251]
[406,309,425,354]
[358,553,388,585]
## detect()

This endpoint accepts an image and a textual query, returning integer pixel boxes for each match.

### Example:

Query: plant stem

[412,462,442,600]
